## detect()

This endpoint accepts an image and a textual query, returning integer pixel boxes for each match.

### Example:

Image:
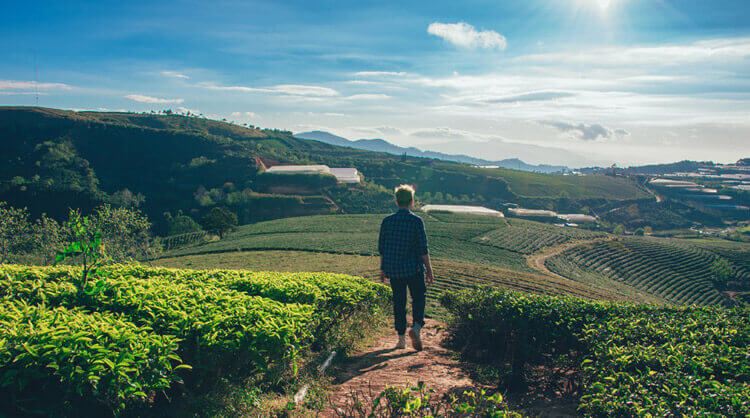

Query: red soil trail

[325,319,476,414]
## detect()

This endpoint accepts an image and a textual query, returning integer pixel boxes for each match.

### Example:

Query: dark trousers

[389,273,426,335]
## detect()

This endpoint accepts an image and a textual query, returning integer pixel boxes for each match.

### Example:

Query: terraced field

[473,218,605,254]
[159,213,626,316]
[546,237,734,306]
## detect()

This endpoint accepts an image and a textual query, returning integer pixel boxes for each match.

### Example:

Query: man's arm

[416,218,433,285]
[421,254,434,285]
[379,220,387,283]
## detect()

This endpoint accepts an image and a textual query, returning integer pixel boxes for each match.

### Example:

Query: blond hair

[394,184,415,207]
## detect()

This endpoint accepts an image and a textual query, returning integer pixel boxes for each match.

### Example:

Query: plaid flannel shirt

[378,209,429,279]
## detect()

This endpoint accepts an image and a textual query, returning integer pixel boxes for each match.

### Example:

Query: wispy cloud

[483,91,576,104]
[410,127,471,140]
[231,111,260,118]
[345,93,390,100]
[201,83,339,97]
[124,94,184,104]
[427,22,506,50]
[540,120,629,141]
[520,38,750,66]
[352,71,407,77]
[0,80,72,90]
[161,71,190,79]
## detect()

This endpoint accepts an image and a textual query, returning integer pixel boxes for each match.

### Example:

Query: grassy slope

[157,213,655,316]
[159,212,749,311]
[434,162,648,199]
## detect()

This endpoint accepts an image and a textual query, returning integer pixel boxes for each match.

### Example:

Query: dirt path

[325,319,476,415]
[526,238,609,281]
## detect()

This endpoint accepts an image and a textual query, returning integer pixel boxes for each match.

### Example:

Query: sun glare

[579,0,620,14]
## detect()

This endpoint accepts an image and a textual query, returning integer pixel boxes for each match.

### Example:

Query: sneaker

[395,334,406,349]
[408,324,423,351]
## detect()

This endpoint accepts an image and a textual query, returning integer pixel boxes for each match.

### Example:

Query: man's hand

[425,269,434,285]
[380,270,387,283]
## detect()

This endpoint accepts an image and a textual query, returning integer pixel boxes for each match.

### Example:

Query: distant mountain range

[294,131,568,173]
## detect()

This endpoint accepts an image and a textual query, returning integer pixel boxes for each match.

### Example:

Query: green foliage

[90,204,159,262]
[0,264,390,416]
[333,381,521,417]
[440,287,750,417]
[164,211,203,235]
[201,207,238,238]
[711,257,734,287]
[0,301,184,415]
[55,210,107,299]
[613,224,626,235]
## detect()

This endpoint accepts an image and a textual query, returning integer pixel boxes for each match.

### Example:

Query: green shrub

[0,301,184,415]
[441,287,750,417]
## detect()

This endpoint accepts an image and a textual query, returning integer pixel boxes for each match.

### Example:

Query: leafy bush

[332,381,522,417]
[0,301,185,415]
[0,264,391,415]
[440,287,750,417]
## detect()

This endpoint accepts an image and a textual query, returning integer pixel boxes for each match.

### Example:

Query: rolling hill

[0,106,648,234]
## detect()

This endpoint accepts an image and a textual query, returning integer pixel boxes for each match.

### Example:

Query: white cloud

[0,80,72,90]
[124,94,184,104]
[231,111,260,118]
[352,71,407,77]
[161,71,190,79]
[410,127,471,140]
[345,93,390,100]
[202,83,338,97]
[520,38,750,66]
[540,121,630,141]
[427,22,507,50]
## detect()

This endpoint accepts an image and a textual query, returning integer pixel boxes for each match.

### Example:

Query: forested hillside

[0,107,648,234]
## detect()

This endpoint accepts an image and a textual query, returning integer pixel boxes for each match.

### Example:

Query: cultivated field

[159,212,750,313]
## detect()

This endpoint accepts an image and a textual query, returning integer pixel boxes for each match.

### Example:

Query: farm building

[558,214,597,223]
[508,208,558,218]
[266,164,361,184]
[421,205,504,217]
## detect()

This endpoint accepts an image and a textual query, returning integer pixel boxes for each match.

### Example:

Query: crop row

[441,287,750,417]
[473,219,604,254]
[555,238,726,306]
[0,264,390,415]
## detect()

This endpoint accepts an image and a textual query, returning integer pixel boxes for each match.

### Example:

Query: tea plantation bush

[441,287,750,417]
[0,264,390,416]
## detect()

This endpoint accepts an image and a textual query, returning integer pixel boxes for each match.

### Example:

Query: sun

[578,0,621,13]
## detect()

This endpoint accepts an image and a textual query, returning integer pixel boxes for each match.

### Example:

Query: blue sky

[2,0,749,166]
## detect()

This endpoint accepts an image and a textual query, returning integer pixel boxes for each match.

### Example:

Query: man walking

[378,184,434,351]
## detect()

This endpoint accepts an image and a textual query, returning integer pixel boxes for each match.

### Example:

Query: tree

[31,214,61,265]
[711,258,733,287]
[164,211,203,236]
[634,227,645,236]
[201,207,238,238]
[0,202,32,263]
[613,224,626,235]
[643,226,653,235]
[90,204,160,262]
